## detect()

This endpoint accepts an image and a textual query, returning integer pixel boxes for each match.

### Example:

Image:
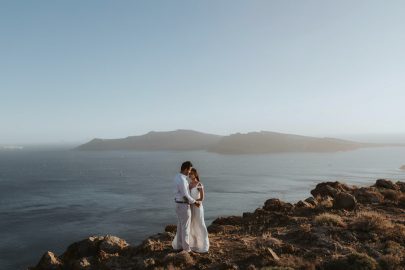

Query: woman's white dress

[172,183,210,253]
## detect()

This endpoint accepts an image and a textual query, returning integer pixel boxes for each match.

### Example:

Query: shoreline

[29,179,405,269]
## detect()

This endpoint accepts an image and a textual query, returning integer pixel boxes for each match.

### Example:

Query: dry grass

[350,211,393,232]
[381,190,401,202]
[314,213,346,227]
[384,240,405,256]
[378,254,402,270]
[276,254,316,270]
[385,224,405,244]
[315,196,333,209]
[324,253,378,270]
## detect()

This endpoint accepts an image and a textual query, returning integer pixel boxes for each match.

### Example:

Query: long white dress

[172,183,209,253]
[189,183,210,253]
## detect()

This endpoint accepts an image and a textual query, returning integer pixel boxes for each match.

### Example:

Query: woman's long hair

[190,168,200,182]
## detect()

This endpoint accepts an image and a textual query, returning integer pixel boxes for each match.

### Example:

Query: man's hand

[194,201,201,208]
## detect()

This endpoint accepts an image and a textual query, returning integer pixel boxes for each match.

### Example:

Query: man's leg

[178,204,192,252]
[175,204,183,250]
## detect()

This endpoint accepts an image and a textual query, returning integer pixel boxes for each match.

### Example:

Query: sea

[1,147,405,269]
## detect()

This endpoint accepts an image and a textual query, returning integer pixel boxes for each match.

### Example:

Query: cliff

[208,131,371,154]
[29,179,405,270]
[76,130,222,151]
[76,130,380,154]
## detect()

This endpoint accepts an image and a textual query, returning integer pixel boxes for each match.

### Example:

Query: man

[172,161,201,252]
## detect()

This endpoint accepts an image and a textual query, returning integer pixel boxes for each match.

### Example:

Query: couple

[172,161,209,253]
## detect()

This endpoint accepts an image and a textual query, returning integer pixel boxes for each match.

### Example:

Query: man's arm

[179,177,196,204]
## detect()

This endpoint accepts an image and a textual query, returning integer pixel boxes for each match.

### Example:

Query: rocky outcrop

[375,179,399,190]
[30,179,405,270]
[30,236,130,270]
[333,192,357,210]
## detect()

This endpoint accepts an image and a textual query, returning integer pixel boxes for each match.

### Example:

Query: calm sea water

[1,148,405,269]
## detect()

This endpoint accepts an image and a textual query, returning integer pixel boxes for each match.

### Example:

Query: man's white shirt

[174,173,196,204]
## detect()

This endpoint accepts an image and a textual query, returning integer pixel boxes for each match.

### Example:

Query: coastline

[29,179,405,270]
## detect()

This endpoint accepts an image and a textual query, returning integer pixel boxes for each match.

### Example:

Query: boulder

[395,181,405,192]
[164,224,177,233]
[137,238,164,253]
[311,181,352,198]
[353,187,384,204]
[34,251,63,270]
[61,236,128,262]
[295,200,313,208]
[99,235,128,254]
[61,237,101,261]
[163,251,194,267]
[304,197,318,206]
[333,192,357,210]
[212,215,242,226]
[375,179,399,190]
[263,198,294,212]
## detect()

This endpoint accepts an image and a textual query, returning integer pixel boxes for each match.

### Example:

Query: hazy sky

[1,1,405,144]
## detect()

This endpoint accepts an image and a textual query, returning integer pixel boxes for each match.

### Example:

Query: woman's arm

[197,183,205,201]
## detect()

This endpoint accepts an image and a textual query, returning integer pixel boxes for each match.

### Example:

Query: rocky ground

[30,179,405,270]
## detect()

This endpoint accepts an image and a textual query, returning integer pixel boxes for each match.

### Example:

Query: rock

[163,251,194,267]
[311,181,351,198]
[353,187,384,204]
[212,216,243,226]
[72,257,92,270]
[396,181,405,192]
[305,196,318,206]
[34,251,63,270]
[295,200,313,208]
[61,236,101,261]
[311,184,338,198]
[375,179,399,190]
[381,189,401,202]
[61,235,128,263]
[99,235,128,254]
[400,165,405,171]
[208,224,239,234]
[137,238,164,252]
[333,192,357,210]
[263,198,294,212]
[165,224,177,233]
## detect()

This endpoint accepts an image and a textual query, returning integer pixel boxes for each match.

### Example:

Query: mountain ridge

[75,129,394,154]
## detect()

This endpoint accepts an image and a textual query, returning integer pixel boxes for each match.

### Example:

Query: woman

[172,168,209,253]
[188,168,209,253]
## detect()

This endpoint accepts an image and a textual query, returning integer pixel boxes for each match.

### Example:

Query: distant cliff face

[76,130,372,154]
[208,131,370,154]
[76,130,223,151]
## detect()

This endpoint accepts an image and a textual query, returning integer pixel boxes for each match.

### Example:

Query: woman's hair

[190,168,200,182]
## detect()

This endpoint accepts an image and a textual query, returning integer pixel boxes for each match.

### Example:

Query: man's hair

[181,161,193,171]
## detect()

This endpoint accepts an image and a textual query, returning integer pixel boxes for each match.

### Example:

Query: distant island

[76,129,398,154]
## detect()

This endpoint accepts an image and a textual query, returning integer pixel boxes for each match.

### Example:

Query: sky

[1,1,405,145]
